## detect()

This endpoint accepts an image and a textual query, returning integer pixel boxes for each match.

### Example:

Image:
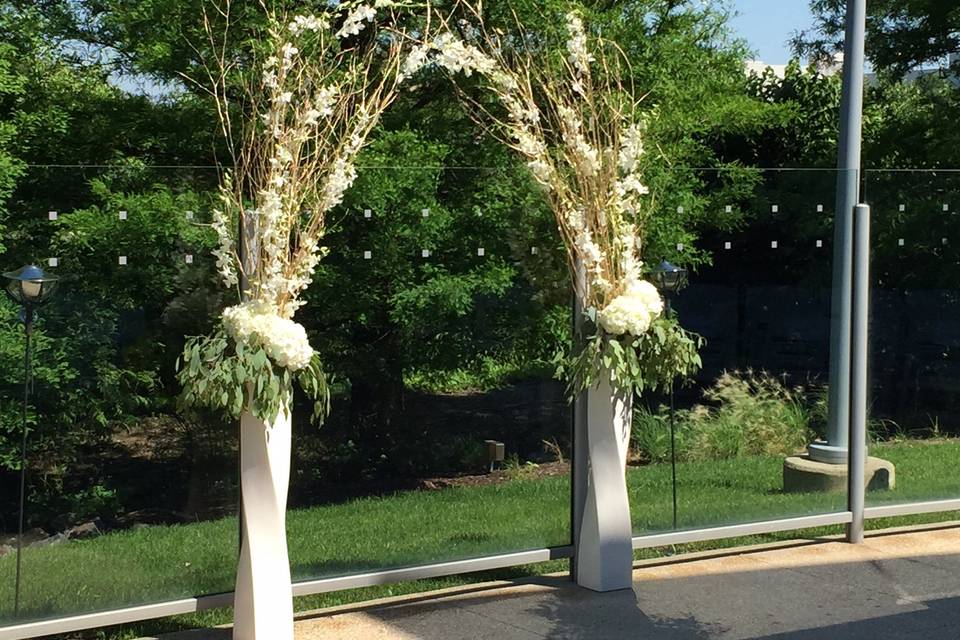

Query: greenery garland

[559,309,704,398]
[178,329,330,424]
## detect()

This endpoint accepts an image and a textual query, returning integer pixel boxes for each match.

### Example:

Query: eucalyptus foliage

[177,329,329,424]
[559,310,704,398]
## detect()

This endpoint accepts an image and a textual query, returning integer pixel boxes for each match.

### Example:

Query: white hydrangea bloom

[626,278,664,317]
[597,280,663,336]
[223,301,315,370]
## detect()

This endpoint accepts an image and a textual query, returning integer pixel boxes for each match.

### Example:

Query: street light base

[807,441,848,465]
[784,454,895,493]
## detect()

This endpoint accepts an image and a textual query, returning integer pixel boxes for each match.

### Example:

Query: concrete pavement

[150,523,960,639]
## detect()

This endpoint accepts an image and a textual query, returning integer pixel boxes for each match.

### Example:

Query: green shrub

[631,405,693,464]
[632,371,813,463]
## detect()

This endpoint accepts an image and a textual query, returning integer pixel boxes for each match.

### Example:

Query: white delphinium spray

[414,6,701,396]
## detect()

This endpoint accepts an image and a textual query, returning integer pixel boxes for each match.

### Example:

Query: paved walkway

[154,524,960,639]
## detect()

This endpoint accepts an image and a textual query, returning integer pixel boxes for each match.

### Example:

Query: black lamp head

[3,264,60,306]
[652,260,688,294]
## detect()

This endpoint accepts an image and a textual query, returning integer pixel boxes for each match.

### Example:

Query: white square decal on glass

[676,243,684,252]
[531,247,539,255]
[364,209,372,219]
[944,204,950,212]
[118,256,128,265]
[771,205,779,213]
[477,248,485,257]
[186,211,194,220]
[816,240,823,248]
[676,206,684,214]
[817,204,824,213]
[48,211,58,221]
[119,210,127,220]
[725,205,732,213]
[724,242,732,250]
[899,204,906,212]
[185,254,194,264]
[421,208,430,218]
[48,258,59,267]
[421,249,430,258]
[771,241,778,249]
[898,238,905,246]
[364,250,372,260]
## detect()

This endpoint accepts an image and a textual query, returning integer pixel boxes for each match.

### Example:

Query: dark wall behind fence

[674,283,960,432]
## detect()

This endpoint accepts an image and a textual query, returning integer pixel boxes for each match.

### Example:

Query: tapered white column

[234,405,294,640]
[575,372,634,592]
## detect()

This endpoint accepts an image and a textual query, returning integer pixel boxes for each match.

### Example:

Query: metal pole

[666,296,678,531]
[814,0,867,464]
[570,260,588,581]
[14,307,34,616]
[236,212,251,557]
[847,204,870,543]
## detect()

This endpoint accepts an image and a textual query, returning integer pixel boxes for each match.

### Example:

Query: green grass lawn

[1,440,959,638]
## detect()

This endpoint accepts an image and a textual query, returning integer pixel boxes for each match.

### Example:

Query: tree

[795,0,960,77]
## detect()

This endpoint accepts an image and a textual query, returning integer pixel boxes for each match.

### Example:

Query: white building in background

[746,52,959,85]
[745,53,844,79]
[744,60,788,78]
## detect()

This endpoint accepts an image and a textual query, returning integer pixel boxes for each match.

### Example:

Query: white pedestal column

[575,372,634,592]
[233,406,294,640]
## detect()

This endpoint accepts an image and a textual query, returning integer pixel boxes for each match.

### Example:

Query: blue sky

[728,0,816,64]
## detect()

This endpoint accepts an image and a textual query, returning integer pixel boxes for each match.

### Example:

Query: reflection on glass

[0,167,238,624]
[287,167,572,581]
[864,170,960,508]
[631,169,848,536]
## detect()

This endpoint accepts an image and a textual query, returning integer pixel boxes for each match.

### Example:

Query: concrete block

[783,454,895,493]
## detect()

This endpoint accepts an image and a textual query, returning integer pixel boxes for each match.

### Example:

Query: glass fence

[864,169,960,510]
[284,167,571,583]
[0,166,240,624]
[0,165,571,626]
[629,168,849,537]
[2,164,960,633]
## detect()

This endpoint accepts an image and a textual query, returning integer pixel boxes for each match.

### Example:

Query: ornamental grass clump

[632,371,813,463]
[402,4,702,395]
[178,0,427,422]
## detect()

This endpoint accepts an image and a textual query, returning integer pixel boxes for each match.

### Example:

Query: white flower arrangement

[415,7,702,396]
[178,1,425,422]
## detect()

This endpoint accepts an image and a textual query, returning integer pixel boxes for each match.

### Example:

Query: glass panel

[287,166,572,583]
[631,168,848,536]
[865,169,960,509]
[0,166,238,624]
[0,161,575,628]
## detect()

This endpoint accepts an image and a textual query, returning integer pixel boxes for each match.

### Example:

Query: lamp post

[3,264,59,616]
[817,0,867,465]
[652,261,688,530]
